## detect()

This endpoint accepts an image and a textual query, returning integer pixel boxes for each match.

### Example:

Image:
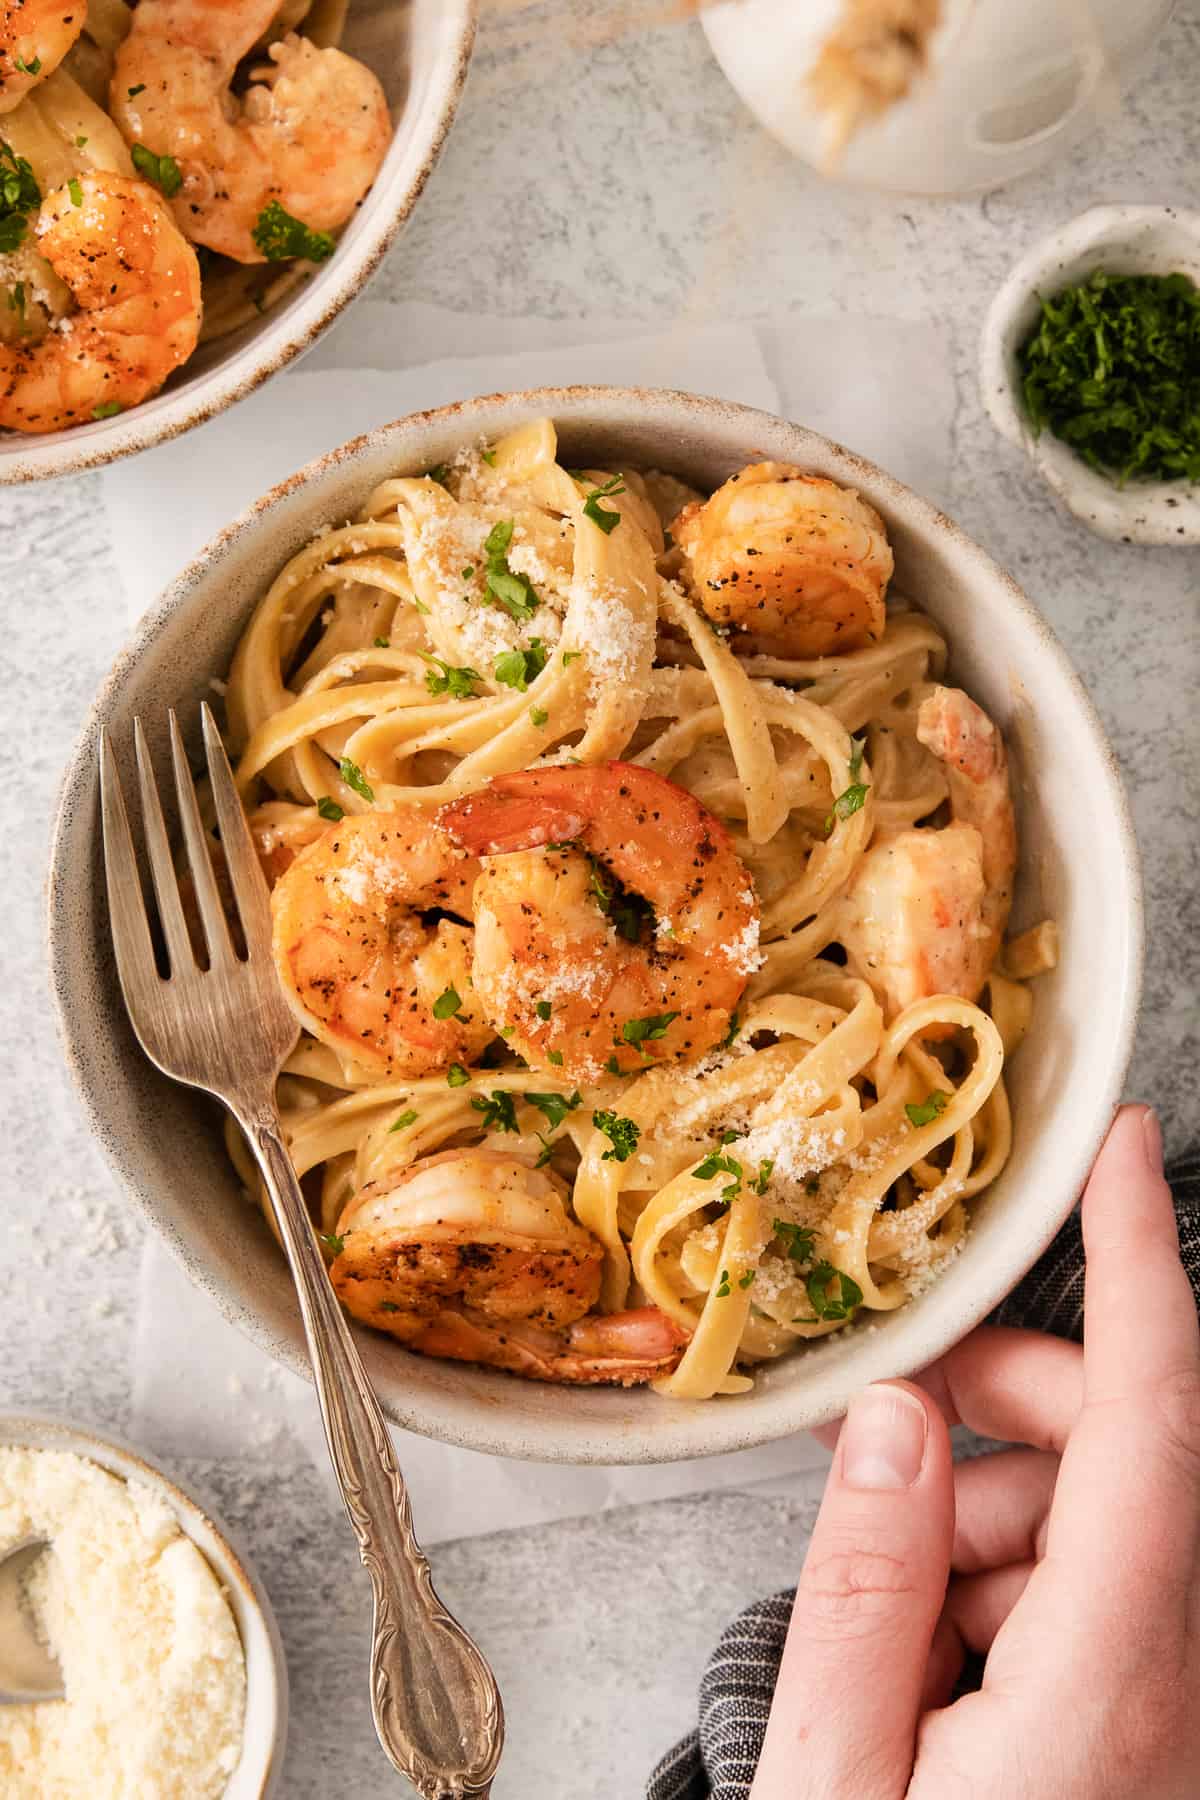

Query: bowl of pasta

[48,387,1142,1464]
[0,0,475,482]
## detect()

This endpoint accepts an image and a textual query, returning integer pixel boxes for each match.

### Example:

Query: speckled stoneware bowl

[0,0,475,485]
[981,203,1200,543]
[0,1413,287,1797]
[47,388,1143,1465]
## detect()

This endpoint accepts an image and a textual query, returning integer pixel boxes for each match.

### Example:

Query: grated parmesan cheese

[0,1449,246,1799]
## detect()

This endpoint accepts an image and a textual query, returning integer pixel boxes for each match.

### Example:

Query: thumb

[751,1382,954,1800]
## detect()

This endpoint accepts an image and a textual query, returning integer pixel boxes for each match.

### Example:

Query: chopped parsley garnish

[92,401,124,419]
[373,635,389,648]
[774,1220,816,1264]
[0,141,40,253]
[825,782,868,835]
[447,1063,471,1087]
[319,1232,345,1256]
[480,447,497,466]
[530,707,549,727]
[604,1054,621,1075]
[316,795,344,821]
[806,1262,864,1322]
[715,1270,732,1298]
[338,757,374,802]
[432,985,463,1020]
[547,1049,564,1067]
[594,1109,640,1162]
[750,1159,774,1196]
[424,656,480,700]
[482,518,540,622]
[425,464,451,487]
[1018,269,1200,484]
[906,1089,950,1128]
[461,564,475,579]
[14,54,41,75]
[379,1301,400,1313]
[252,198,334,262]
[130,142,183,199]
[494,640,547,691]
[622,1012,679,1056]
[7,281,23,319]
[127,82,146,97]
[849,735,866,778]
[388,1109,418,1133]
[722,1011,741,1050]
[536,1001,552,1021]
[588,857,655,943]
[581,473,626,534]
[562,650,583,666]
[67,178,83,208]
[74,136,88,149]
[693,1149,743,1205]
[526,1090,582,1131]
[471,1090,520,1133]
[411,596,431,615]
[739,1270,756,1289]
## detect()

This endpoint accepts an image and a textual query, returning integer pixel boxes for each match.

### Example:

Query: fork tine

[133,718,196,978]
[200,703,273,961]
[99,729,162,1009]
[168,709,236,967]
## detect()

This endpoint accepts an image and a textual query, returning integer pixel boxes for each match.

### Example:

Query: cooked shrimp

[270,807,494,1078]
[441,762,761,1083]
[111,0,391,264]
[671,461,893,659]
[330,1148,689,1386]
[0,2,82,113]
[838,684,1016,1016]
[0,170,201,432]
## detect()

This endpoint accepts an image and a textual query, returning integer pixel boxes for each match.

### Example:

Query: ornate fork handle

[245,1106,504,1800]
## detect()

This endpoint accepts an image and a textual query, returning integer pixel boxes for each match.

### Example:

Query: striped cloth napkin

[647,1149,1200,1800]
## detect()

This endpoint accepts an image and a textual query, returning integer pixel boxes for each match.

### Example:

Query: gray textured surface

[2,3,1199,1796]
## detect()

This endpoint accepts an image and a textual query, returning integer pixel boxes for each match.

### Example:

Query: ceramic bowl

[980,204,1200,544]
[0,0,475,485]
[702,0,1174,197]
[0,1412,287,1797]
[48,387,1143,1465]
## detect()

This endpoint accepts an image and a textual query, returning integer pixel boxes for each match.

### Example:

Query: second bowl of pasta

[0,0,475,481]
[48,387,1142,1463]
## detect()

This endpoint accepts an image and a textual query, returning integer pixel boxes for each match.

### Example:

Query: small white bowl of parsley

[981,204,1200,544]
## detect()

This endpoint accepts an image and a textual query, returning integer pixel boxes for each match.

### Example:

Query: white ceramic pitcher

[702,0,1176,196]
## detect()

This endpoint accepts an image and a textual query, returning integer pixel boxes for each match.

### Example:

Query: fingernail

[1141,1107,1163,1173]
[840,1385,928,1491]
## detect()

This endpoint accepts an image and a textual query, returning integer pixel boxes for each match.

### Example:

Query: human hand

[750,1106,1200,1800]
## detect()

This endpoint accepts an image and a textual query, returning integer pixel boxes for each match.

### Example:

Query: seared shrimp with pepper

[671,461,894,658]
[270,807,494,1078]
[111,0,391,263]
[441,762,761,1083]
[0,170,201,433]
[330,1148,689,1386]
[838,684,1016,1015]
[0,2,82,113]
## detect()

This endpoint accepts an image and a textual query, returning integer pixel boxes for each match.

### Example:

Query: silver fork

[100,704,504,1800]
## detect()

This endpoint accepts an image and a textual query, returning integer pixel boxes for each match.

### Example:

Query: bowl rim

[0,0,478,486]
[0,1409,288,1798]
[979,201,1200,544]
[46,385,1145,1464]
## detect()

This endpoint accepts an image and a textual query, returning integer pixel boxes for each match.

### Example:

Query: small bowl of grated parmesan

[0,1414,287,1799]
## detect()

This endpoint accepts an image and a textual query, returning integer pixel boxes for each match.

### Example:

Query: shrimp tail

[440,762,684,858]
[407,1305,690,1387]
[440,777,589,856]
